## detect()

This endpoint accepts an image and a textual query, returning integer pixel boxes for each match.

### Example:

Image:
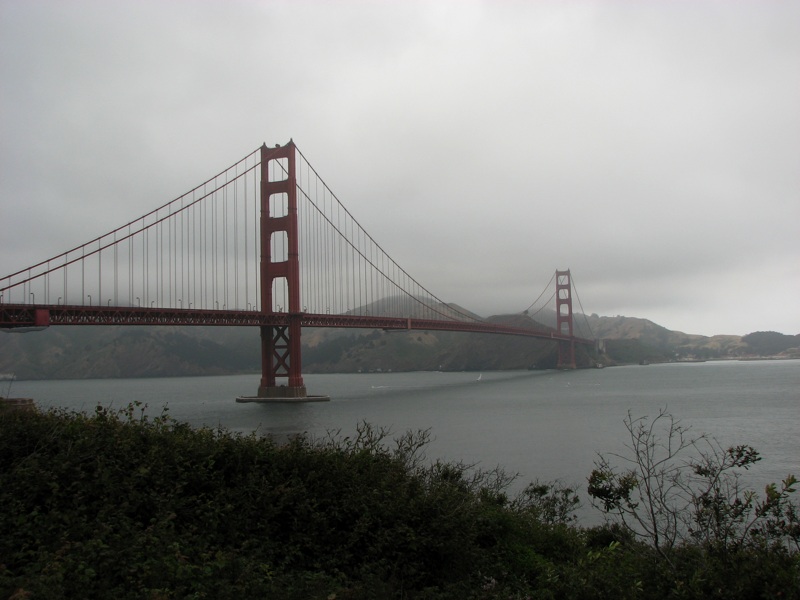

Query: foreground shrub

[588,409,800,557]
[1,404,798,599]
[0,405,566,598]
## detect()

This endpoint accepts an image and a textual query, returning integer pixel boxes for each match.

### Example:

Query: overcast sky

[1,0,798,336]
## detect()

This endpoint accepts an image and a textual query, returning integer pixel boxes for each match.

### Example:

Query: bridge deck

[0,304,593,345]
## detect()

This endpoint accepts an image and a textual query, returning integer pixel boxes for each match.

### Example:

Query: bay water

[8,359,799,524]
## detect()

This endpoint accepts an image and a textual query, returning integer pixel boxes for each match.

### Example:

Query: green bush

[1,404,798,599]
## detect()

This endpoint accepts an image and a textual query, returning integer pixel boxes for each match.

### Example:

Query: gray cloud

[2,0,798,336]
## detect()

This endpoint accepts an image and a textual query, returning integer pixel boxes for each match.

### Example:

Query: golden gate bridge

[0,141,595,401]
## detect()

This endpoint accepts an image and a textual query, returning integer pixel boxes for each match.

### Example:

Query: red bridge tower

[257,142,308,399]
[556,269,576,369]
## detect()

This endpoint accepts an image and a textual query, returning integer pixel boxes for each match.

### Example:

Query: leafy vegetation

[1,405,798,599]
[742,331,800,356]
[589,410,800,558]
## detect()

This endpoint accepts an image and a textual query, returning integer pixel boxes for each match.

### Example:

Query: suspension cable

[521,270,557,315]
[569,272,595,339]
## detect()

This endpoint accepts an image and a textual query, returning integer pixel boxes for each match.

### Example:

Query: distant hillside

[741,331,800,356]
[302,313,575,373]
[1,312,797,380]
[0,326,261,380]
[583,314,752,361]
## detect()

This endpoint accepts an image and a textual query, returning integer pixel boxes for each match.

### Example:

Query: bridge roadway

[0,304,594,346]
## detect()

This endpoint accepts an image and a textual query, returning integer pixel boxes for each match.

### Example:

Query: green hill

[1,312,797,380]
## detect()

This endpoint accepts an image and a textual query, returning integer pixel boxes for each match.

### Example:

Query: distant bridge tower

[258,142,307,398]
[556,269,576,369]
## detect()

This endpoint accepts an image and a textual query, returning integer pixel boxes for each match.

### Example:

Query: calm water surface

[9,360,799,522]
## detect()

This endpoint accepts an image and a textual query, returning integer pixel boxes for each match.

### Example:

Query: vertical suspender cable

[196,192,197,309]
[169,208,173,307]
[253,162,258,310]
[223,183,227,309]
[113,232,118,306]
[244,161,248,309]
[181,202,184,308]
[98,239,102,306]
[192,200,196,308]
[324,184,330,313]
[146,228,150,306]
[158,217,162,306]
[234,169,239,309]
[212,187,217,308]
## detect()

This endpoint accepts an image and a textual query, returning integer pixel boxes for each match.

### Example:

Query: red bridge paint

[0,141,594,398]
